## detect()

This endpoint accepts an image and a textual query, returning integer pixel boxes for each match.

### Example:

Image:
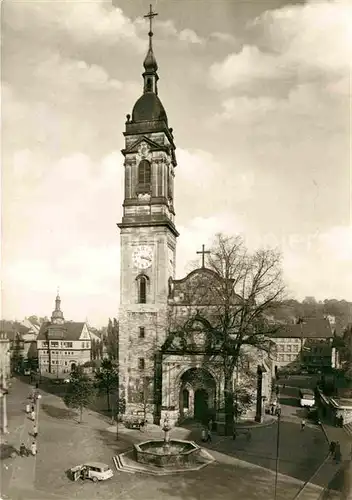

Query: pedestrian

[31,410,35,422]
[31,404,35,413]
[334,442,341,464]
[30,441,37,456]
[232,429,237,440]
[283,384,286,390]
[19,443,27,457]
[206,428,212,443]
[25,403,30,414]
[208,418,213,431]
[301,419,306,431]
[201,427,207,442]
[33,424,38,439]
[271,405,275,415]
[276,406,282,417]
[329,441,336,456]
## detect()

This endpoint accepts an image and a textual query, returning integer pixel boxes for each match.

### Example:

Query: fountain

[114,414,214,475]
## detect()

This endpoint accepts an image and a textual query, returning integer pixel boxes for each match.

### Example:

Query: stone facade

[0,334,11,380]
[118,26,272,426]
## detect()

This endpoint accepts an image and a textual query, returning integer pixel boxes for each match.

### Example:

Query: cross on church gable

[196,244,210,268]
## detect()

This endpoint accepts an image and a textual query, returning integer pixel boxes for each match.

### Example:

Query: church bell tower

[117,6,178,419]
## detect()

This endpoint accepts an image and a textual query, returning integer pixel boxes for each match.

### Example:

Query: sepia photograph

[1,0,351,499]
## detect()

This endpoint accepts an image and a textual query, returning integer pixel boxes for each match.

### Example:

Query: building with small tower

[37,292,91,377]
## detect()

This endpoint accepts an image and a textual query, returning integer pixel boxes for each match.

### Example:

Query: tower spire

[143,4,159,93]
[51,288,65,324]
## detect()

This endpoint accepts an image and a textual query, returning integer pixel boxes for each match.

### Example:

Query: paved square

[1,378,342,500]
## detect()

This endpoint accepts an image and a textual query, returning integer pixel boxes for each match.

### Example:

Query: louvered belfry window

[137,160,151,194]
[138,276,147,304]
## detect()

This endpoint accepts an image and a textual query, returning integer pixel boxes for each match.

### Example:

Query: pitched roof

[89,331,101,342]
[273,318,333,339]
[37,321,86,341]
[0,320,29,340]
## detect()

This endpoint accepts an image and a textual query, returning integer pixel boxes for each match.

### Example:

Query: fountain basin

[133,439,201,468]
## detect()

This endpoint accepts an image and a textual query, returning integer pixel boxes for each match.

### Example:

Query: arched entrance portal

[70,363,76,372]
[194,389,208,421]
[179,368,216,422]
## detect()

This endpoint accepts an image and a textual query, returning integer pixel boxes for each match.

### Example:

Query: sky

[1,0,351,327]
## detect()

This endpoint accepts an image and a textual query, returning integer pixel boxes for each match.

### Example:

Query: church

[117,7,272,427]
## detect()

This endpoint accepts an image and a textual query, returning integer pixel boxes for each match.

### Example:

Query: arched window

[138,160,151,186]
[137,275,148,304]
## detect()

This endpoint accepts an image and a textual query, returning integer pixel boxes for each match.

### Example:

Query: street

[0,376,341,500]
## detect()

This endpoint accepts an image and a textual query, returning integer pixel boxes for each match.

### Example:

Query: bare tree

[164,234,285,434]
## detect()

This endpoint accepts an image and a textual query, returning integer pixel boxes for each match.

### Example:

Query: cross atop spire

[142,4,159,91]
[144,4,158,40]
[196,244,210,268]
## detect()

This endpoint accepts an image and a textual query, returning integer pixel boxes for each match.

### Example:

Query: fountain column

[162,414,171,454]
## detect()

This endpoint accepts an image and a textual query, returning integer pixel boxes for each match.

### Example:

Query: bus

[299,389,315,408]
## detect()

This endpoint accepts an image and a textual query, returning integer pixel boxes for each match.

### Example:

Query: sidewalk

[0,379,39,499]
[321,419,352,461]
[6,392,39,493]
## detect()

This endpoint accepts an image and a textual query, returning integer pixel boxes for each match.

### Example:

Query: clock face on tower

[132,245,153,270]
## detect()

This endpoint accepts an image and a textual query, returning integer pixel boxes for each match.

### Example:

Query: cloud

[34,53,123,91]
[179,29,204,45]
[210,0,351,90]
[175,148,255,223]
[210,32,239,45]
[283,225,352,300]
[4,1,145,52]
[2,150,123,323]
[177,214,245,275]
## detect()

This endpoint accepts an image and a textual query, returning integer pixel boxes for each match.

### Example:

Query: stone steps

[113,454,136,474]
[344,422,352,437]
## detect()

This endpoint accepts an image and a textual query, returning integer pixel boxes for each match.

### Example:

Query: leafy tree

[64,366,95,422]
[27,315,39,325]
[94,358,118,412]
[117,397,126,417]
[104,318,119,361]
[11,334,24,374]
[137,376,153,422]
[98,340,103,358]
[234,387,255,420]
[91,338,97,360]
[165,234,285,435]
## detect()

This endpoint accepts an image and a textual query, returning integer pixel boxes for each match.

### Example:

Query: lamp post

[35,393,42,428]
[274,413,281,500]
[1,370,9,434]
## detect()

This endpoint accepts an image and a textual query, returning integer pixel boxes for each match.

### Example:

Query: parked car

[69,462,113,482]
[123,411,145,429]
